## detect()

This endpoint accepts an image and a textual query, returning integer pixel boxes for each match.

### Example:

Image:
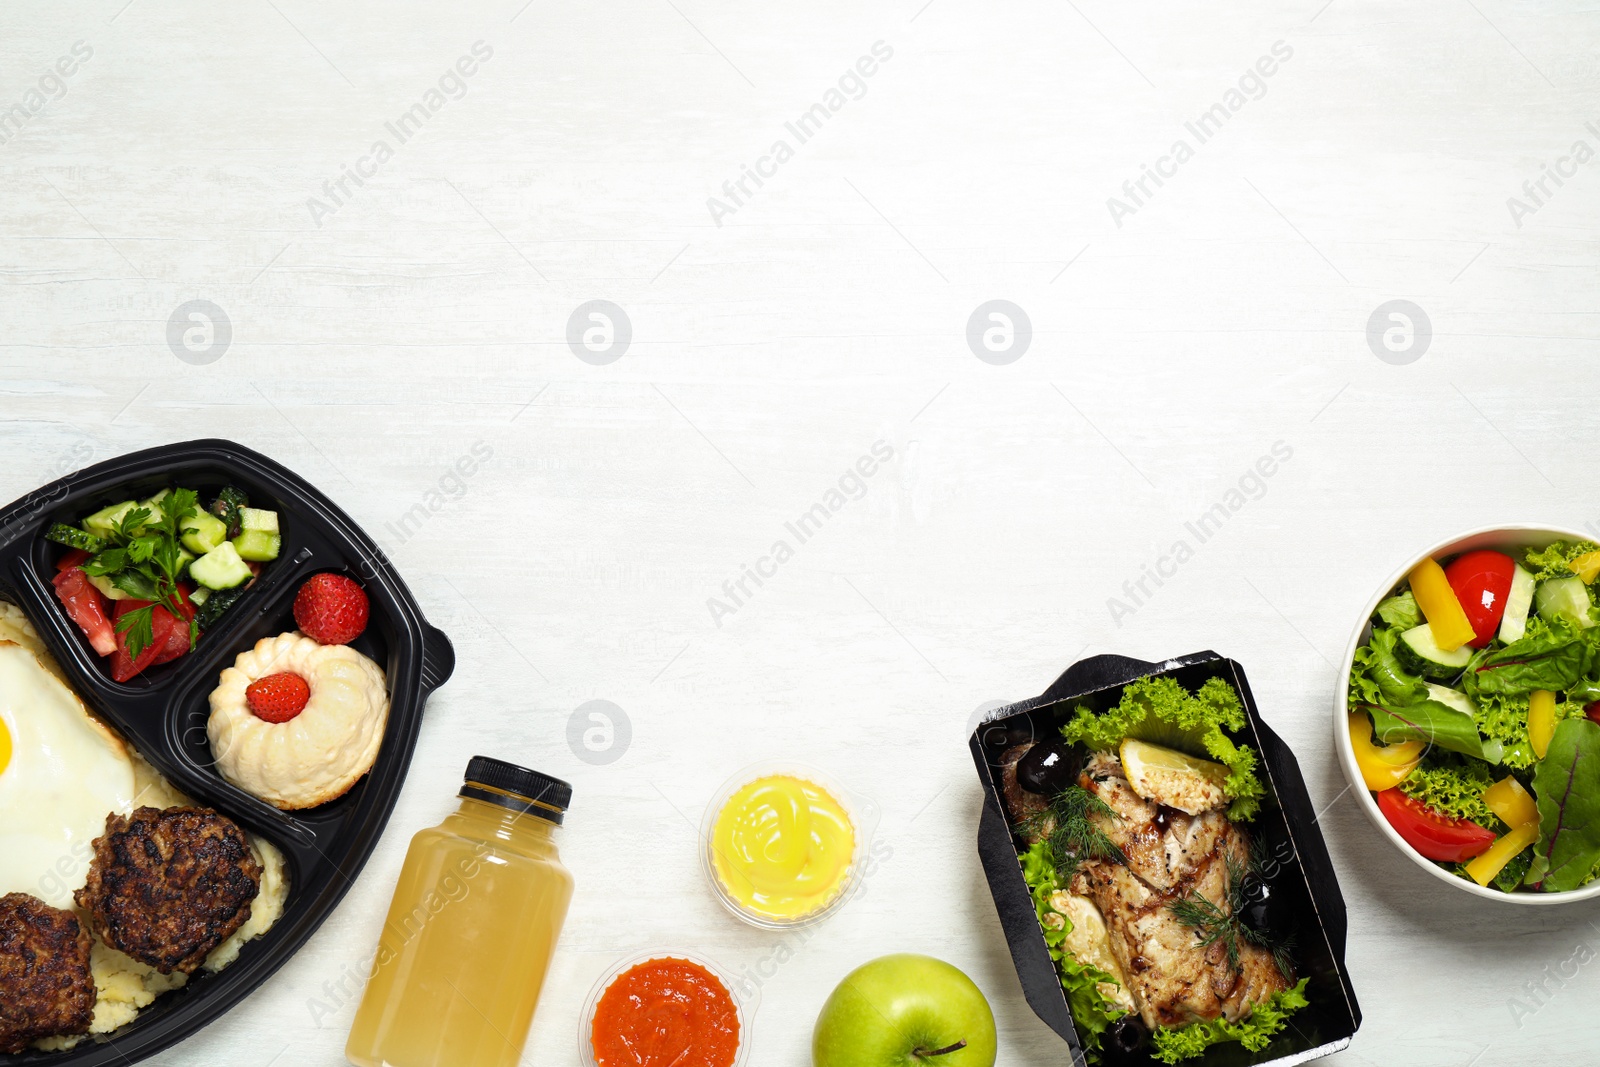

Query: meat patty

[0,893,95,1053]
[76,806,261,975]
[1072,751,1290,1029]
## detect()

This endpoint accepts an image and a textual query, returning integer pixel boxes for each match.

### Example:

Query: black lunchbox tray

[0,439,455,1065]
[971,651,1360,1067]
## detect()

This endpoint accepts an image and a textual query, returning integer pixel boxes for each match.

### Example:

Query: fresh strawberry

[246,672,310,723]
[293,573,369,645]
[52,566,117,656]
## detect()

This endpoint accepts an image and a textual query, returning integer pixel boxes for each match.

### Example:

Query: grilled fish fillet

[1069,751,1289,1029]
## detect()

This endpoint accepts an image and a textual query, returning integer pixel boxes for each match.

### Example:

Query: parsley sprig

[81,488,200,661]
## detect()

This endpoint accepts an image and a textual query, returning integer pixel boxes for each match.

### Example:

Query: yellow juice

[710,773,854,922]
[346,760,574,1067]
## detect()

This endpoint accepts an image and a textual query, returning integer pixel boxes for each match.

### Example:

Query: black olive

[1102,1017,1149,1063]
[1017,737,1081,795]
[1236,874,1293,943]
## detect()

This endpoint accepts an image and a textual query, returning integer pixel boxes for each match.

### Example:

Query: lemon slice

[1118,738,1229,815]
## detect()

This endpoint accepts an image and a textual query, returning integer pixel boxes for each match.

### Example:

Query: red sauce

[591,958,741,1067]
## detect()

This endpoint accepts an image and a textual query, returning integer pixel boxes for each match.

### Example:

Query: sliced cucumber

[231,529,280,562]
[189,542,252,590]
[238,507,278,533]
[175,546,197,577]
[1536,576,1595,629]
[1397,623,1475,679]
[88,573,131,601]
[44,523,104,553]
[137,488,173,528]
[1498,563,1536,644]
[180,510,228,555]
[190,586,211,607]
[1425,683,1476,718]
[83,501,138,540]
[195,585,247,630]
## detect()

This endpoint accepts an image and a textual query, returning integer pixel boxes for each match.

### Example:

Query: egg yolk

[711,774,854,921]
[0,716,9,777]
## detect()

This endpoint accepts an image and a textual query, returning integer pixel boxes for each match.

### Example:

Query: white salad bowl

[1334,523,1600,905]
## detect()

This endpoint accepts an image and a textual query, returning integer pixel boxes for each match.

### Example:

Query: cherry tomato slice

[1377,788,1497,863]
[1444,549,1517,649]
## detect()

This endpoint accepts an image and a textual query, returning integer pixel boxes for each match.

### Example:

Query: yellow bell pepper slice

[1528,690,1557,760]
[1407,558,1477,652]
[1482,775,1538,829]
[1348,712,1424,791]
[1570,550,1600,584]
[1464,821,1539,887]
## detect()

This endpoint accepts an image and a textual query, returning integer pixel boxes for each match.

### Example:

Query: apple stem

[914,1040,968,1059]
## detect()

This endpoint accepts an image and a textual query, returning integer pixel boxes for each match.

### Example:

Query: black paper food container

[971,651,1360,1067]
[0,439,455,1065]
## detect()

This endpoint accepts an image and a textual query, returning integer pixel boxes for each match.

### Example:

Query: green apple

[812,954,997,1067]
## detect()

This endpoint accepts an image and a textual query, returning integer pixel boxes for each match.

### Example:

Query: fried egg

[0,640,135,908]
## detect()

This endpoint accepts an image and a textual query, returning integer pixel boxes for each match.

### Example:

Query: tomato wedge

[55,548,93,573]
[1445,550,1517,649]
[50,566,117,656]
[109,597,178,683]
[1377,788,1497,863]
[150,586,196,666]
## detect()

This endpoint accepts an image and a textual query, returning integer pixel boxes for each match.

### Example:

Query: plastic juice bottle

[346,757,574,1067]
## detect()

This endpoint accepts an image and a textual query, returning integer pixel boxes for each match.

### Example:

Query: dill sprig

[1021,785,1127,881]
[1167,847,1295,981]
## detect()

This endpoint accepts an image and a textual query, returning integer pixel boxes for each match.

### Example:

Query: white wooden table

[3,0,1599,1063]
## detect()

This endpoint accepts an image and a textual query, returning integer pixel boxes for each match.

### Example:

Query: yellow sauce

[710,774,854,921]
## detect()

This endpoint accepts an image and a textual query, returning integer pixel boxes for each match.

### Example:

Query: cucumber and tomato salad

[44,485,282,682]
[1348,539,1600,894]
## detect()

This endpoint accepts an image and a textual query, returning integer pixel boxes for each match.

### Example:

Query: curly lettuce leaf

[1059,676,1263,820]
[1524,540,1600,583]
[1399,758,1500,830]
[1530,718,1600,892]
[1017,840,1126,1052]
[1375,589,1422,630]
[1149,979,1310,1064]
[1475,690,1586,770]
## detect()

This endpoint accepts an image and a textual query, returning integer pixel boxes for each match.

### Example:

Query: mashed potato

[0,600,289,1049]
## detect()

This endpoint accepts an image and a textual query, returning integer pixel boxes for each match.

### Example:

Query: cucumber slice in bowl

[1536,576,1595,629]
[1498,563,1536,643]
[189,541,252,590]
[1396,622,1474,679]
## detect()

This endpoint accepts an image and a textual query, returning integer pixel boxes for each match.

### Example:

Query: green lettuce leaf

[1059,675,1264,821]
[1531,718,1600,892]
[1524,540,1600,583]
[1017,840,1127,1052]
[1355,698,1502,763]
[1375,590,1422,630]
[1149,978,1310,1064]
[1468,616,1594,697]
[1349,627,1428,708]
[1398,758,1500,830]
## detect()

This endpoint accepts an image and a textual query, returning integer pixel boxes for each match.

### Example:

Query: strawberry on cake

[206,574,386,810]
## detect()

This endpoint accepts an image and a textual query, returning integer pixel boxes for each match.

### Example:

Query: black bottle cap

[461,756,572,824]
